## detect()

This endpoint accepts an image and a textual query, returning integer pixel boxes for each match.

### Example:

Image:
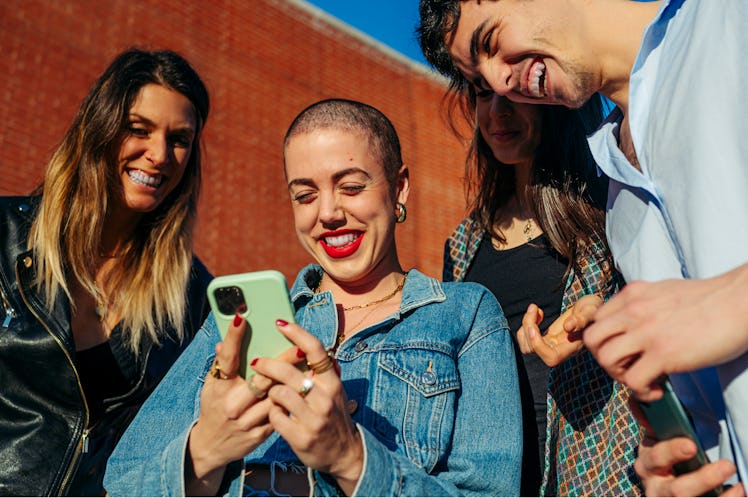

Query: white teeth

[325,233,358,247]
[128,170,162,187]
[529,61,546,98]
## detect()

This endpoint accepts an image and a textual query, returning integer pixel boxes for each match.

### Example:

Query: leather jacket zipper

[16,265,89,495]
[0,285,17,328]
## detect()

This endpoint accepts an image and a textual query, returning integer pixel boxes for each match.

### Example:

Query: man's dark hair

[417,0,464,87]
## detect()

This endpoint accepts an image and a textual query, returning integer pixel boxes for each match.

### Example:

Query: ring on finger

[298,377,314,397]
[247,374,268,399]
[209,359,228,379]
[307,352,335,375]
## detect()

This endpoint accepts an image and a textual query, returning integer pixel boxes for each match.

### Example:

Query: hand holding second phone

[186,314,303,496]
[517,294,603,366]
[628,399,743,497]
[251,320,364,496]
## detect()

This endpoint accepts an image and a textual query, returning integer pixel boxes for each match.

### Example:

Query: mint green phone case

[206,270,296,379]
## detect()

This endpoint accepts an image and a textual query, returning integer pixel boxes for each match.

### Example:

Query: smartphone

[638,378,724,496]
[207,270,296,379]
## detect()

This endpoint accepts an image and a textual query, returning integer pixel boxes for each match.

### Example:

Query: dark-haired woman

[443,89,642,496]
[0,48,211,495]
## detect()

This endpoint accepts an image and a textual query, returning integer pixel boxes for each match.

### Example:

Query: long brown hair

[29,49,210,352]
[455,87,611,279]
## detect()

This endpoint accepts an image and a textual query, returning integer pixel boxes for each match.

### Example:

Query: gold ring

[209,359,225,379]
[247,375,267,399]
[298,377,314,397]
[307,351,335,375]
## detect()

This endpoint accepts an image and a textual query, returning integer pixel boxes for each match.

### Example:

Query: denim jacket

[104,264,522,496]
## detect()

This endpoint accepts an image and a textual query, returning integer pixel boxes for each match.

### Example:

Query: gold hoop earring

[395,202,407,223]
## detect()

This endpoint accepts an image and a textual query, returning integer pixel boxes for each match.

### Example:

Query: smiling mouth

[528,59,546,98]
[320,231,364,258]
[128,170,163,188]
[324,232,360,248]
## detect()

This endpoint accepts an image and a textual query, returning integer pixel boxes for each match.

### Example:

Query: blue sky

[304,0,428,66]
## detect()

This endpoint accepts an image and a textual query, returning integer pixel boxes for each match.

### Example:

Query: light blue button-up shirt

[588,0,748,481]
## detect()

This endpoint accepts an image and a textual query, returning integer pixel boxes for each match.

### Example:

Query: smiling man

[419,1,748,496]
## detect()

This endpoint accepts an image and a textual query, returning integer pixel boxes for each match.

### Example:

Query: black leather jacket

[0,196,212,496]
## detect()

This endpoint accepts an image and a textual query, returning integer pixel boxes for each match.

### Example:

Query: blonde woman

[0,48,211,495]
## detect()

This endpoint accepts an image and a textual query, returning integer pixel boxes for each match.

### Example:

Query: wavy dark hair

[462,88,610,278]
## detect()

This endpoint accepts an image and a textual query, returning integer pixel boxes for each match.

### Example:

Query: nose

[489,94,513,117]
[318,191,345,227]
[145,134,169,167]
[484,62,514,97]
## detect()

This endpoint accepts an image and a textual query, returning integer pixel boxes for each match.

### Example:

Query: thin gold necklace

[323,272,407,351]
[342,273,407,311]
[523,218,535,242]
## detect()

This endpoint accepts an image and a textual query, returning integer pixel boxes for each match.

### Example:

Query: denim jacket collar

[290,264,445,314]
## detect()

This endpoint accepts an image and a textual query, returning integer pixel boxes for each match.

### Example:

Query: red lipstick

[319,231,364,258]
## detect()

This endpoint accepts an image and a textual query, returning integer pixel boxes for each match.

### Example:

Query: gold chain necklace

[328,272,407,350]
[342,273,407,311]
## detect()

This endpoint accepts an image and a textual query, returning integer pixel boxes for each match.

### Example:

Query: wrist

[330,427,364,495]
[185,424,226,496]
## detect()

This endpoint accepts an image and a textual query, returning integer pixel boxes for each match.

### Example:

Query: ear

[395,164,410,205]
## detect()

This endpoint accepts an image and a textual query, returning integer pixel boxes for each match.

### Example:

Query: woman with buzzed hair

[106,98,523,497]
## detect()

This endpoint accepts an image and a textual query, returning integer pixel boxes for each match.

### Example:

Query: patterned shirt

[444,216,643,496]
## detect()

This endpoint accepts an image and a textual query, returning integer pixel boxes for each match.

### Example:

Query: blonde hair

[29,49,209,352]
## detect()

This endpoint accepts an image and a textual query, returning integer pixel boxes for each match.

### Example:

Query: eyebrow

[128,113,196,134]
[469,19,492,66]
[287,167,372,190]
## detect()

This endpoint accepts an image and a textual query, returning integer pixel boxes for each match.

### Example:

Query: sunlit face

[285,128,409,285]
[115,84,196,218]
[447,0,597,108]
[476,91,542,166]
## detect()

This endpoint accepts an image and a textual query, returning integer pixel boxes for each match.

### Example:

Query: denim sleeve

[314,291,523,496]
[104,314,244,497]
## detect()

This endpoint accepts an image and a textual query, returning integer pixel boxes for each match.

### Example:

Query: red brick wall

[0,0,470,282]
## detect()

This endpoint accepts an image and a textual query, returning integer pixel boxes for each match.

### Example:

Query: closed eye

[169,132,194,148]
[128,126,149,137]
[340,184,365,195]
[292,190,317,204]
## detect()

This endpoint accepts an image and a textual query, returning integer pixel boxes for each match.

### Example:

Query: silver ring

[298,377,314,397]
[247,374,267,399]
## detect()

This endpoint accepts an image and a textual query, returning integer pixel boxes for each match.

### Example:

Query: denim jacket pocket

[370,346,459,471]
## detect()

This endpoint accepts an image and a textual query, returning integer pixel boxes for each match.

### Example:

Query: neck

[318,261,405,306]
[513,161,533,211]
[101,206,141,258]
[590,0,662,117]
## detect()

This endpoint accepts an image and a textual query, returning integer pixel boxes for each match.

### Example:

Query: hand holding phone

[638,378,724,496]
[207,270,296,379]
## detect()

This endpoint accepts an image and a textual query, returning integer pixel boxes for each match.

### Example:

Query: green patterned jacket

[444,216,643,497]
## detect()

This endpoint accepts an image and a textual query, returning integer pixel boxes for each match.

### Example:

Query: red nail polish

[296,348,306,359]
[333,358,341,377]
[250,358,258,366]
[233,314,242,327]
[276,319,289,327]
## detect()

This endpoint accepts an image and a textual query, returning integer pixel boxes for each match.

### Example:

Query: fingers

[214,314,245,379]
[273,320,331,369]
[518,304,542,354]
[637,437,698,476]
[721,482,745,497]
[564,294,602,332]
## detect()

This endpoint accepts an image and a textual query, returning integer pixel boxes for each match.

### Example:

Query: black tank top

[75,327,134,427]
[464,233,567,496]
